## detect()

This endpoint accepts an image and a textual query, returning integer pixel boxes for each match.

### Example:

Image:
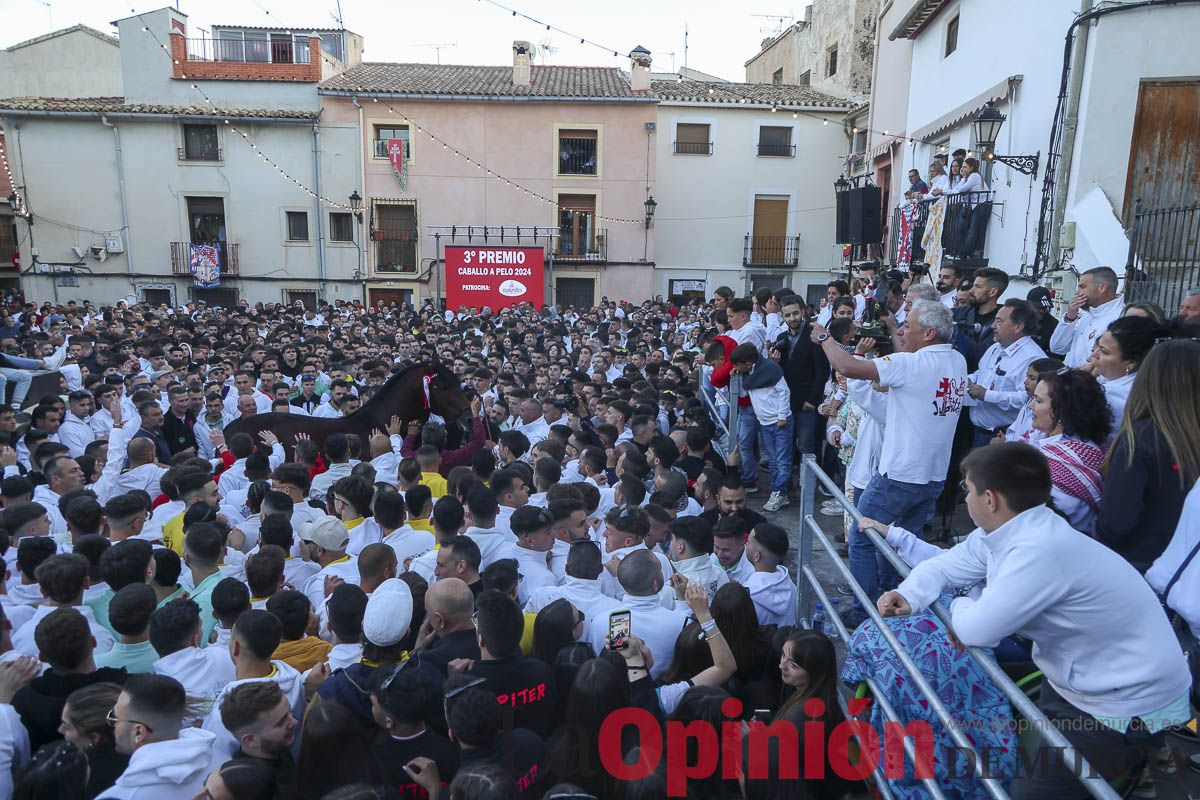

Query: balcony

[674,141,713,155]
[554,229,607,263]
[743,235,800,268]
[177,146,222,162]
[888,191,995,271]
[757,143,796,157]
[170,242,239,276]
[183,38,311,64]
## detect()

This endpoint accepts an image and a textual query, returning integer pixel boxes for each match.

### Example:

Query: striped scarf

[1041,437,1106,511]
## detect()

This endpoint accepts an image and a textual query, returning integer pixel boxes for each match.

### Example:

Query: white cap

[363,578,413,647]
[301,515,350,551]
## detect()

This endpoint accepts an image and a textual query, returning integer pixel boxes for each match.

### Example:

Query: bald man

[112,436,169,498]
[414,577,480,675]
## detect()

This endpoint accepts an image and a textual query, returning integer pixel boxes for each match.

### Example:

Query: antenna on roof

[412,43,456,64]
[750,12,795,38]
[535,37,557,64]
[38,0,53,31]
[330,0,346,30]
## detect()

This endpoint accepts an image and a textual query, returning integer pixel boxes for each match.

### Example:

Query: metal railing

[796,454,1122,800]
[757,142,796,157]
[554,229,606,262]
[888,191,995,268]
[557,136,597,175]
[1124,203,1200,314]
[743,234,800,267]
[170,242,239,275]
[177,146,221,162]
[183,37,311,64]
[673,141,713,155]
[697,370,739,457]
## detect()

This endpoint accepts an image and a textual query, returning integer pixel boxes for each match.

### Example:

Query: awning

[889,0,952,40]
[909,75,1022,143]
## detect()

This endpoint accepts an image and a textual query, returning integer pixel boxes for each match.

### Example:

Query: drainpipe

[100,115,135,291]
[312,123,327,301]
[1048,0,1095,272]
[350,96,368,304]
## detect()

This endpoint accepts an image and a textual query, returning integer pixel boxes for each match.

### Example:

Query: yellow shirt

[519,611,537,656]
[409,518,434,534]
[419,471,448,499]
[162,511,186,555]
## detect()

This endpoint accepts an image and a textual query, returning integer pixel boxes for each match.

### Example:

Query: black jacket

[421,628,482,677]
[161,410,197,456]
[84,741,129,800]
[1096,419,1190,573]
[12,667,127,751]
[775,325,830,412]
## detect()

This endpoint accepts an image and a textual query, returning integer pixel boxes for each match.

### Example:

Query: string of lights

[474,0,974,153]
[0,131,30,219]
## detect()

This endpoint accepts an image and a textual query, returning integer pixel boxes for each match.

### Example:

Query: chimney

[629,45,652,92]
[513,41,532,87]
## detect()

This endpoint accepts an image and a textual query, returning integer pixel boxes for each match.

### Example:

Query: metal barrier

[796,454,1123,800]
[696,370,740,457]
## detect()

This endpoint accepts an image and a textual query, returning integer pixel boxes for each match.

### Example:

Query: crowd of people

[0,262,1193,800]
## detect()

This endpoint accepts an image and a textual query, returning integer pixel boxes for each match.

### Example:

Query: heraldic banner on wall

[189,243,221,289]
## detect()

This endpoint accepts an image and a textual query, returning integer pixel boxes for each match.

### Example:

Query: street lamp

[348,191,366,306]
[644,195,657,228]
[348,190,363,222]
[972,100,1040,178]
[834,176,851,192]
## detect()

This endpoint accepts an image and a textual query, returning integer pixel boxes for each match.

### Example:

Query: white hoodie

[671,554,729,603]
[153,646,236,710]
[13,604,114,657]
[463,526,517,572]
[746,566,798,627]
[512,546,558,606]
[203,661,305,763]
[382,525,436,566]
[97,728,221,800]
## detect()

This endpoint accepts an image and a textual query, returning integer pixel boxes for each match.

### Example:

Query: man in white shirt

[223,371,272,417]
[462,485,517,572]
[58,390,96,458]
[1048,266,1124,368]
[585,550,687,680]
[879,443,1192,797]
[510,505,559,607]
[964,299,1045,449]
[309,433,353,501]
[217,431,284,498]
[725,298,767,352]
[511,399,550,448]
[150,597,236,706]
[812,298,967,617]
[524,541,623,625]
[33,455,84,537]
[815,280,850,327]
[298,516,360,611]
[936,265,960,309]
[743,523,798,627]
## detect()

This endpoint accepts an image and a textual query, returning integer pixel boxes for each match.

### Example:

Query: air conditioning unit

[89,246,108,262]
[70,246,86,260]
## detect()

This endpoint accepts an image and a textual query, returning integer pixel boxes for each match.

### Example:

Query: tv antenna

[411,43,457,64]
[751,12,795,38]
[535,36,558,63]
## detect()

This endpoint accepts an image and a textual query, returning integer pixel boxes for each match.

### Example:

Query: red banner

[387,138,406,187]
[444,246,545,311]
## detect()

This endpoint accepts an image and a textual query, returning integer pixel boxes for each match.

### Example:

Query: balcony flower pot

[371,230,384,242]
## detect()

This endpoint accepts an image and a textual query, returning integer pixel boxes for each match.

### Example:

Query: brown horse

[224,360,471,459]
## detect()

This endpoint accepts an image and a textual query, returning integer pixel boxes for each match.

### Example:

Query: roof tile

[651,79,849,109]
[319,63,647,99]
[0,96,317,119]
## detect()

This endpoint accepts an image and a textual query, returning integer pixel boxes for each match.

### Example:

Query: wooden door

[1125,81,1200,218]
[752,197,789,263]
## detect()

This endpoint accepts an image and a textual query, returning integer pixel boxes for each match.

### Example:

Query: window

[674,123,712,155]
[854,128,867,153]
[181,124,220,160]
[826,46,838,78]
[329,212,354,242]
[373,125,411,160]
[798,70,811,87]
[557,194,597,259]
[757,126,794,157]
[286,290,318,311]
[558,129,598,175]
[772,68,784,86]
[945,15,959,57]
[319,33,344,62]
[373,202,417,273]
[285,211,309,242]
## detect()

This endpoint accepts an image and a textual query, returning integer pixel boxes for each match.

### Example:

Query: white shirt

[301,556,360,610]
[584,592,687,680]
[1098,372,1134,439]
[1048,295,1123,368]
[513,416,550,448]
[153,646,236,708]
[1147,481,1200,641]
[873,344,968,484]
[309,462,353,501]
[727,319,767,353]
[898,504,1191,722]
[31,485,68,537]
[965,336,1045,431]
[217,444,284,497]
[523,576,624,624]
[381,525,436,567]
[58,412,94,458]
[193,412,236,460]
[463,525,518,572]
[13,603,114,656]
[512,546,558,606]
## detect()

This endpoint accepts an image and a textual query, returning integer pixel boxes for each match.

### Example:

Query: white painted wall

[1066,3,1200,226]
[0,28,122,98]
[6,114,359,305]
[900,0,1079,274]
[652,104,847,297]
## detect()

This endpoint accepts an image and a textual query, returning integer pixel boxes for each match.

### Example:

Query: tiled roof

[0,96,318,119]
[651,79,850,110]
[6,24,118,52]
[320,63,650,100]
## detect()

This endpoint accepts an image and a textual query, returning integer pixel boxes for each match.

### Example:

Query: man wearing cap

[1026,287,1059,354]
[299,515,360,611]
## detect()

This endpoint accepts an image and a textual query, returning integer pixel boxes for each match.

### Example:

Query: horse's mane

[358,359,440,415]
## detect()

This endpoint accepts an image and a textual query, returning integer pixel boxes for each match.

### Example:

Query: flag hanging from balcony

[189,243,221,289]
[387,138,408,191]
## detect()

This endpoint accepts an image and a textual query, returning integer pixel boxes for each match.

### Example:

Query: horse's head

[425,359,471,447]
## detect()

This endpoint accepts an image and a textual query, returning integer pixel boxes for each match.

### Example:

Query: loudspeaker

[847,186,883,245]
[835,190,851,244]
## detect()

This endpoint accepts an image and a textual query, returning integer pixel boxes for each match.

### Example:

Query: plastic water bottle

[811,603,825,634]
[826,600,842,640]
